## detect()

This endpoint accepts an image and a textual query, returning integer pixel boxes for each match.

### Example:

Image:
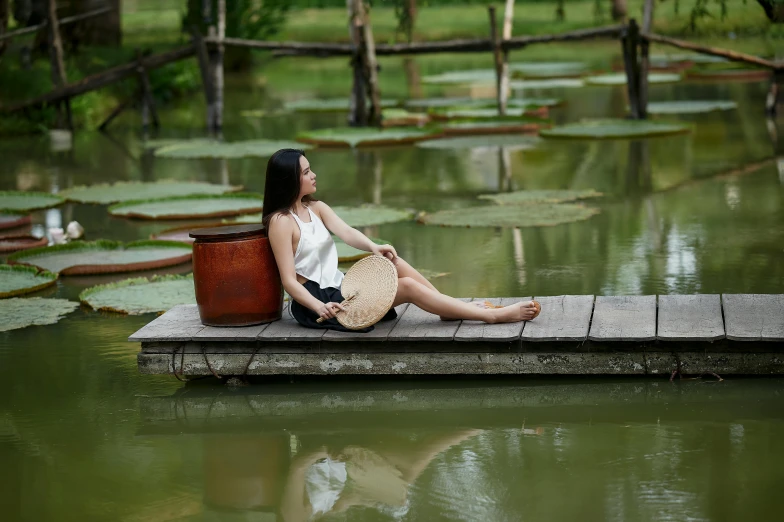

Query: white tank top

[290,206,344,289]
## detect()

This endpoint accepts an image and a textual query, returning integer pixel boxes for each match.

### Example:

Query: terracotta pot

[191,224,283,326]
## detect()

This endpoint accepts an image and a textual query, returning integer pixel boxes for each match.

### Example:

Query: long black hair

[262,148,316,231]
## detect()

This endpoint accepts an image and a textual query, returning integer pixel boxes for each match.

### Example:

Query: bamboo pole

[347,0,366,126]
[360,3,382,126]
[641,32,782,70]
[0,5,112,42]
[135,49,159,130]
[488,6,504,115]
[46,0,72,130]
[499,0,515,116]
[193,30,216,131]
[638,0,655,119]
[209,0,225,131]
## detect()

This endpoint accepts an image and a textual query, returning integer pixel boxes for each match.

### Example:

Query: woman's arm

[313,201,397,260]
[267,214,345,320]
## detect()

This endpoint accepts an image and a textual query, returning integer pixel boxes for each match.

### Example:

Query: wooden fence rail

[641,32,783,70]
[0,5,113,43]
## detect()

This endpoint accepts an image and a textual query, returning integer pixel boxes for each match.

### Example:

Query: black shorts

[289,279,398,333]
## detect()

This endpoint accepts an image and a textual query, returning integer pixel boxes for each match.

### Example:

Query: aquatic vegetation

[0,214,31,230]
[150,223,223,243]
[153,139,311,159]
[431,107,542,120]
[650,53,727,66]
[334,237,390,262]
[0,297,79,332]
[584,73,682,85]
[108,193,264,220]
[540,119,691,140]
[509,61,587,78]
[79,274,196,315]
[443,118,546,136]
[59,180,242,204]
[332,205,415,227]
[646,100,737,114]
[686,68,771,81]
[381,109,430,126]
[479,189,603,205]
[0,191,64,212]
[8,240,193,275]
[283,98,399,112]
[0,236,48,253]
[417,134,540,150]
[297,127,442,147]
[0,265,58,298]
[418,203,600,228]
[510,78,585,89]
[422,69,495,85]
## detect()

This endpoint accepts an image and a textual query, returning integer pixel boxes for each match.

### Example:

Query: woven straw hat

[320,254,398,330]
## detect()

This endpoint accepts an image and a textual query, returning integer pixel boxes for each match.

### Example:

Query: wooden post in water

[766,69,782,117]
[499,0,515,115]
[361,9,382,127]
[135,49,159,131]
[46,0,72,130]
[347,0,367,126]
[193,30,217,132]
[620,19,641,119]
[208,0,225,132]
[638,0,655,119]
[488,7,504,116]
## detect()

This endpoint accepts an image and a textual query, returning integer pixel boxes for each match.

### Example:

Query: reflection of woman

[262,149,539,331]
[279,430,483,521]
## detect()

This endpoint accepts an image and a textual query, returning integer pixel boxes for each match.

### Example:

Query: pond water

[1,54,783,520]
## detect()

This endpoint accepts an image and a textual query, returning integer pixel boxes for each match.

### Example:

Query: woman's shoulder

[267,211,296,233]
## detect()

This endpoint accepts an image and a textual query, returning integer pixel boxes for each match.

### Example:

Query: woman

[263,149,539,331]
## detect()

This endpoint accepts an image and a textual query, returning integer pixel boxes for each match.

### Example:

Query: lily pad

[59,180,243,204]
[0,264,58,298]
[283,98,399,112]
[645,100,737,115]
[510,61,587,78]
[686,68,770,81]
[584,73,681,85]
[332,205,414,227]
[150,223,222,243]
[8,240,193,275]
[381,109,430,127]
[108,193,264,220]
[422,69,495,85]
[417,134,540,151]
[430,107,544,120]
[143,138,215,150]
[510,78,586,89]
[297,127,442,148]
[334,237,389,262]
[0,297,78,332]
[0,235,48,253]
[0,214,31,230]
[419,203,599,228]
[79,274,196,315]
[154,140,312,159]
[540,119,691,140]
[0,191,64,212]
[479,189,603,205]
[443,118,546,136]
[650,53,727,66]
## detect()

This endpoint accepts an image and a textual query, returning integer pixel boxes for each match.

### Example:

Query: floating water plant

[479,189,603,205]
[297,127,442,147]
[332,205,415,227]
[0,235,48,253]
[0,264,58,298]
[334,237,389,262]
[150,223,223,243]
[584,73,681,86]
[510,61,587,78]
[510,78,585,89]
[417,134,540,151]
[153,139,312,159]
[540,119,690,140]
[381,109,430,127]
[645,100,737,115]
[422,69,495,85]
[108,193,264,220]
[8,240,193,275]
[0,214,31,230]
[650,53,726,66]
[686,68,770,82]
[0,191,64,212]
[418,203,599,228]
[283,98,399,112]
[59,180,243,204]
[79,274,196,315]
[0,297,79,332]
[143,138,215,150]
[430,107,542,120]
[443,118,546,136]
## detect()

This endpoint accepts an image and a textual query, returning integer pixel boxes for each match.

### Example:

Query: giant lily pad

[0,297,78,332]
[540,119,690,140]
[510,79,585,89]
[79,274,196,315]
[0,264,58,298]
[334,237,389,262]
[150,223,222,243]
[283,98,399,112]
[422,70,495,85]
[443,118,546,136]
[430,107,545,120]
[417,134,540,151]
[686,68,770,81]
[0,235,48,253]
[59,180,243,204]
[154,140,311,159]
[650,53,727,66]
[108,193,264,220]
[0,191,64,212]
[419,203,599,228]
[8,240,192,275]
[0,214,31,230]
[585,73,681,85]
[646,100,737,115]
[510,61,587,78]
[297,127,442,148]
[381,109,430,127]
[332,205,414,227]
[479,189,603,205]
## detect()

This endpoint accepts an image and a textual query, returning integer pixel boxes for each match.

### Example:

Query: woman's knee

[397,276,422,299]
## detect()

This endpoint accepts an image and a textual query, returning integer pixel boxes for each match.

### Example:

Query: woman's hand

[372,243,397,261]
[316,301,346,321]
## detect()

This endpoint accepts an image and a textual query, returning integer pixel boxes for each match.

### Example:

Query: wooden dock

[131,295,784,377]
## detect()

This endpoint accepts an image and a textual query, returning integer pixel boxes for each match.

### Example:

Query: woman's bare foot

[490,301,539,323]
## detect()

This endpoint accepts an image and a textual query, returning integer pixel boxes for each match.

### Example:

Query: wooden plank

[658,294,724,341]
[521,295,593,342]
[258,304,325,342]
[454,297,529,342]
[387,300,469,342]
[193,303,280,341]
[323,304,409,342]
[588,295,656,341]
[128,304,205,342]
[723,294,784,341]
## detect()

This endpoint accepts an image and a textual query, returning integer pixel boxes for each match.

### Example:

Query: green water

[1,54,784,520]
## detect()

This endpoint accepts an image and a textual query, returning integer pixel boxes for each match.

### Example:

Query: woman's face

[298,156,316,198]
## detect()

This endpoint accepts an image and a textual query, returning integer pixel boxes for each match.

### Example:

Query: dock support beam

[638,0,655,119]
[621,18,641,119]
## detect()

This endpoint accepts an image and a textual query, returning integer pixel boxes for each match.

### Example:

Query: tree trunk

[0,0,9,59]
[610,0,627,22]
[756,0,784,23]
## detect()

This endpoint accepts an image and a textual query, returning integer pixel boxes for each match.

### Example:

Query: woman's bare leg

[393,277,538,323]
